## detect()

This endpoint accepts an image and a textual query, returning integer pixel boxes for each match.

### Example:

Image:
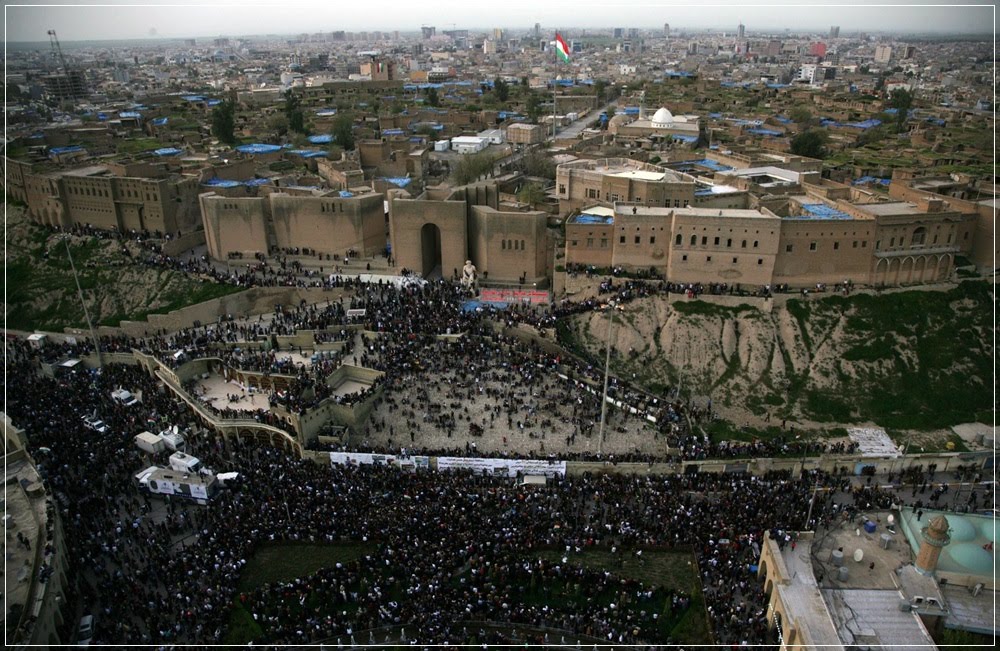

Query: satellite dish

[854,549,864,563]
[173,425,179,435]
[856,528,861,537]
[887,514,895,525]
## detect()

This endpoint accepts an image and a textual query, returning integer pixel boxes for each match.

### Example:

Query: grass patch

[537,548,710,644]
[223,599,264,645]
[670,301,757,317]
[237,541,375,592]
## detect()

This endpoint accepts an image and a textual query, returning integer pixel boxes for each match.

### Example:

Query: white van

[168,451,203,474]
[111,389,140,406]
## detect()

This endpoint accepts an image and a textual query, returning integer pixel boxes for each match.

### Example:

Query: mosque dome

[651,107,674,128]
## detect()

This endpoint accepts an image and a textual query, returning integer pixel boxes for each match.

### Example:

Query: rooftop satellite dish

[887,514,895,525]
[854,549,864,563]
[173,425,179,435]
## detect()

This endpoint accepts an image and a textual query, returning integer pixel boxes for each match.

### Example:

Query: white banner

[329,452,431,472]
[436,456,566,478]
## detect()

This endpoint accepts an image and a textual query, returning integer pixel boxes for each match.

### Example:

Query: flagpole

[552,31,557,140]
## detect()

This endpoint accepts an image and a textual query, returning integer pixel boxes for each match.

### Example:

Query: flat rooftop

[3,455,48,632]
[609,169,666,181]
[822,588,937,650]
[672,206,776,220]
[856,201,925,216]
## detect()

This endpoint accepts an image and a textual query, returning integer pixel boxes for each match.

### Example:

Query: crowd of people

[5,334,993,647]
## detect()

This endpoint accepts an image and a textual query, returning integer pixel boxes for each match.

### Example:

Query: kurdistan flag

[555,33,570,62]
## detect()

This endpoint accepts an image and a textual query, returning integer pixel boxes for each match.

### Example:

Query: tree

[594,79,607,101]
[521,150,556,179]
[494,77,510,103]
[789,107,813,125]
[517,183,546,206]
[426,87,439,107]
[452,151,496,185]
[790,129,829,159]
[332,114,355,151]
[887,88,914,133]
[267,113,289,139]
[525,91,542,123]
[284,89,305,134]
[211,98,236,145]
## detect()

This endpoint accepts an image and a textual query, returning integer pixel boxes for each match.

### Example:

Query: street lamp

[597,300,623,455]
[63,235,103,368]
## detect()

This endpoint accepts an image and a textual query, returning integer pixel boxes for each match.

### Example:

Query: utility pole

[597,301,617,455]
[63,236,103,368]
[803,473,821,530]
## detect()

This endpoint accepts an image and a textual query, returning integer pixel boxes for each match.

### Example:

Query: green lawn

[237,541,376,592]
[536,548,712,644]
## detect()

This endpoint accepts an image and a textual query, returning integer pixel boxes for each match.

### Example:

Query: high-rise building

[627,27,639,39]
[421,25,436,40]
[874,44,892,64]
[613,27,624,39]
[493,27,504,41]
[42,70,87,102]
[810,42,827,58]
[534,23,540,38]
[829,25,840,38]
[737,23,745,39]
[664,23,670,38]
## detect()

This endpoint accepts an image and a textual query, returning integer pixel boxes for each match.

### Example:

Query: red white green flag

[555,33,570,62]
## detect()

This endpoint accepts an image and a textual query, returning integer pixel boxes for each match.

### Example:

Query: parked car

[77,614,94,646]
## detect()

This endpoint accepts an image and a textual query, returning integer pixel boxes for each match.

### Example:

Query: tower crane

[47,29,70,77]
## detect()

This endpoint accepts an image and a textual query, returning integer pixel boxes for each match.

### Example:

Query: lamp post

[63,236,103,368]
[597,300,621,455]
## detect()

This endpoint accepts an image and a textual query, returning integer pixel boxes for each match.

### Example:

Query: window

[610,193,620,202]
[741,240,747,248]
[852,241,858,248]
[714,237,720,246]
[571,240,578,247]
[673,199,681,207]
[809,242,817,251]
[586,238,594,247]
[702,236,708,246]
[757,258,763,265]
[862,241,867,248]
[890,237,895,247]
[620,235,626,244]
[682,254,688,261]
[963,232,968,240]
[683,200,689,207]
[933,235,938,244]
[502,240,506,250]
[558,184,566,194]
[521,240,525,250]
[600,238,608,248]
[833,242,840,250]
[726,239,732,248]
[947,233,953,243]
[676,234,683,245]
[690,235,697,246]
[586,188,598,199]
[634,236,641,244]
[875,240,880,250]
[650,236,655,245]
[706,255,712,262]
[912,227,926,245]
[732,257,738,263]
[786,244,793,253]
[753,240,759,248]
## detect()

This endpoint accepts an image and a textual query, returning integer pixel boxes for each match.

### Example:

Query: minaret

[915,515,951,575]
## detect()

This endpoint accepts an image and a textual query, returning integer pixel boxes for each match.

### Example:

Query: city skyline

[5,1,996,42]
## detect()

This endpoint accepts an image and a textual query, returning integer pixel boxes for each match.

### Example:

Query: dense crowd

[5,336,992,647]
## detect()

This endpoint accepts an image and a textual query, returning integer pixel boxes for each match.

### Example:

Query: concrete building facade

[556,158,697,214]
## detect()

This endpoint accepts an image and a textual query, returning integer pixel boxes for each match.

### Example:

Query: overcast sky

[5,1,995,42]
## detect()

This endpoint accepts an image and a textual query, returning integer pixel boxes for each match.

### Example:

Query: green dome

[980,518,997,543]
[942,542,995,576]
[948,516,977,542]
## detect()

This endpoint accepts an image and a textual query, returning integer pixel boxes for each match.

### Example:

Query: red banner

[479,289,551,305]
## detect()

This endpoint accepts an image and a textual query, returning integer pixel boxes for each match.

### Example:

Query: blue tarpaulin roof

[382,177,412,187]
[288,149,327,158]
[671,134,699,142]
[308,134,333,144]
[182,95,206,102]
[338,190,354,197]
[844,119,882,129]
[119,111,142,119]
[623,107,640,115]
[316,109,338,116]
[153,147,183,156]
[852,176,891,186]
[97,112,108,121]
[243,178,272,187]
[236,143,283,154]
[382,128,405,136]
[206,99,222,106]
[746,128,782,137]
[202,178,242,188]
[151,117,169,126]
[49,146,84,156]
[573,213,614,225]
[797,203,853,220]
[677,159,732,172]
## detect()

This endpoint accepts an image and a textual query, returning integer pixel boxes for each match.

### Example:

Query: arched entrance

[420,223,442,279]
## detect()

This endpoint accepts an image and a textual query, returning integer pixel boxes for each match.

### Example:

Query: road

[555,100,617,140]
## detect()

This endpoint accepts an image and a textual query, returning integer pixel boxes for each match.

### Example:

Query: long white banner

[436,456,566,478]
[329,452,430,471]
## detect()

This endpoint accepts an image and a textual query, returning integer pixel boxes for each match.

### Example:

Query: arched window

[741,240,747,248]
[690,235,697,246]
[912,226,927,245]
[676,233,683,245]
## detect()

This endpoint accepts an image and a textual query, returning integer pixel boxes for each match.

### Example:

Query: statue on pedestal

[460,259,477,291]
